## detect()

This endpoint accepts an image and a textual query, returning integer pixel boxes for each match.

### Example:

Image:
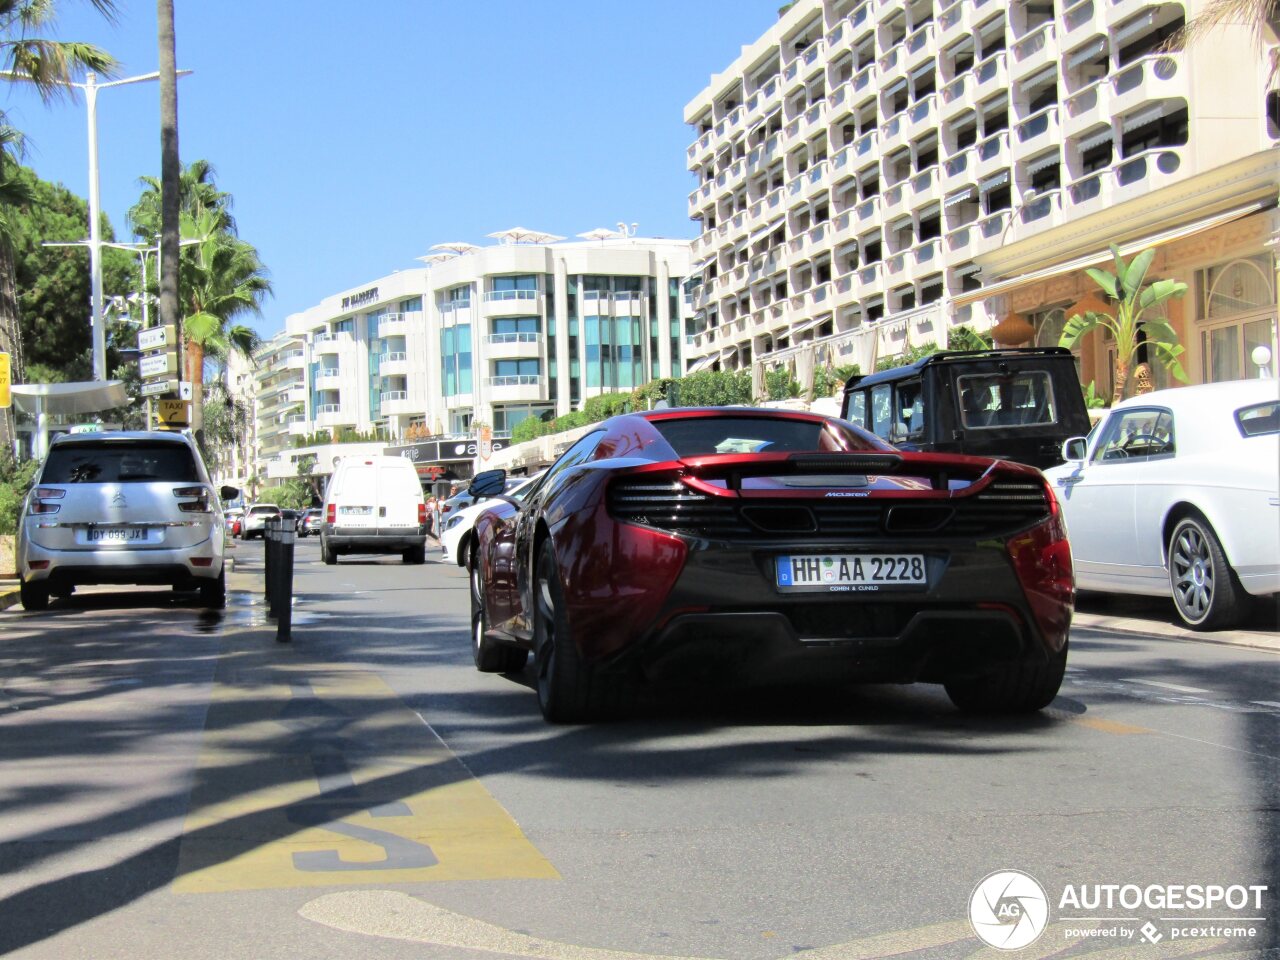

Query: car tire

[321,538,337,565]
[19,576,49,612]
[533,540,634,723]
[944,639,1068,714]
[458,536,471,570]
[201,568,227,610]
[403,543,426,565]
[1168,515,1250,631]
[51,584,75,600]
[471,556,528,673]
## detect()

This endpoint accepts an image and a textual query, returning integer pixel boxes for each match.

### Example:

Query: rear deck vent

[740,505,817,534]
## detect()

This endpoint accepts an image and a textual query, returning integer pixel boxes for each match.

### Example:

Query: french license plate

[776,553,927,591]
[80,527,153,545]
[340,506,373,515]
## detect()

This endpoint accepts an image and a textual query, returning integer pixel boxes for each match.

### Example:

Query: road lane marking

[1121,680,1208,695]
[1250,701,1280,709]
[1068,717,1153,736]
[174,663,557,893]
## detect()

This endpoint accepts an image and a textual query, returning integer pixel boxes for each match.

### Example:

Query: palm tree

[1058,246,1190,402]
[1165,0,1280,85]
[0,0,117,455]
[128,158,235,238]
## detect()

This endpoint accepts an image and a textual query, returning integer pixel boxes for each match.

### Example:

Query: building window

[1197,254,1278,382]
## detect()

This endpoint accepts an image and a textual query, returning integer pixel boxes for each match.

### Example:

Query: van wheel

[19,577,49,612]
[201,568,227,609]
[403,543,426,564]
[321,538,337,565]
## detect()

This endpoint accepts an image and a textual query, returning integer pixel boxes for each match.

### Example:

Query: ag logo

[969,869,1049,950]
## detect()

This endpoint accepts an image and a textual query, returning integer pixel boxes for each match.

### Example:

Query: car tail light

[418,503,427,525]
[1005,479,1073,645]
[28,560,50,570]
[173,485,212,513]
[326,504,336,524]
[29,487,64,515]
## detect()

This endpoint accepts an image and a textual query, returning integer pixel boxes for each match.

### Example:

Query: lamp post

[4,68,191,381]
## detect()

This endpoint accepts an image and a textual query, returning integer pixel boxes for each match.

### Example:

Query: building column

[657,258,673,377]
[554,258,570,416]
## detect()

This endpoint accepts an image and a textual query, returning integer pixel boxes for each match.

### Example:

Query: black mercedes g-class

[839,348,1092,469]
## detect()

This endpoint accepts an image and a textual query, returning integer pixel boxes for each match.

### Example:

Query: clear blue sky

[4,0,782,336]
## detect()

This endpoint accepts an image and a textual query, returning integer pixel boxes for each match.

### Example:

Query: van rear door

[335,462,378,533]
[376,461,422,536]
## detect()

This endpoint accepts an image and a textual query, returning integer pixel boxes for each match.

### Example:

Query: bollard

[263,519,279,616]
[275,510,297,643]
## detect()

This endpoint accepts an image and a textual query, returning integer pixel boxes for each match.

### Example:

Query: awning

[685,353,718,374]
[910,62,935,81]
[11,380,128,416]
[884,78,907,97]
[980,170,1010,191]
[750,218,784,242]
[791,317,824,336]
[1122,103,1165,132]
[1027,152,1060,175]
[1021,65,1057,90]
[889,215,914,232]
[950,200,1271,307]
[956,261,983,276]
[1078,126,1114,151]
[1113,11,1154,44]
[947,35,974,54]
[1067,37,1107,68]
[977,15,1005,37]
[945,187,976,207]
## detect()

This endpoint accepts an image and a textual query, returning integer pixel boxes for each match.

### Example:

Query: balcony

[282,349,306,369]
[379,351,410,375]
[852,63,874,96]
[797,99,827,140]
[1111,146,1184,204]
[487,375,546,403]
[973,50,1008,100]
[804,159,830,199]
[1062,0,1101,44]
[973,210,1009,256]
[377,312,408,337]
[1109,54,1187,119]
[482,289,541,316]
[881,109,909,151]
[855,196,880,227]
[903,94,937,140]
[379,391,414,415]
[938,0,971,44]
[941,147,974,193]
[315,404,350,428]
[1063,78,1111,139]
[852,129,878,162]
[859,262,883,287]
[1067,169,1108,217]
[314,333,343,354]
[314,367,341,387]
[905,23,935,67]
[802,39,827,78]
[939,73,972,118]
[1015,187,1064,235]
[831,210,857,245]
[912,238,941,268]
[826,18,851,56]
[1106,0,1156,29]
[910,167,940,207]
[975,130,1010,178]
[746,77,780,124]
[834,271,856,298]
[285,385,307,404]
[945,223,974,258]
[884,251,910,283]
[878,45,906,87]
[882,181,911,222]
[288,417,312,436]
[1013,105,1060,160]
[714,105,744,143]
[1009,22,1058,82]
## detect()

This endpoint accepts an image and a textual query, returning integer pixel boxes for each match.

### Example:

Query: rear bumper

[20,538,223,585]
[325,525,426,552]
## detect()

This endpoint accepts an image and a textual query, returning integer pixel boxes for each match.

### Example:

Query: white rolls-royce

[1044,378,1279,630]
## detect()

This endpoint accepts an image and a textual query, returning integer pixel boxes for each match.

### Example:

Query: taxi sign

[157,399,190,426]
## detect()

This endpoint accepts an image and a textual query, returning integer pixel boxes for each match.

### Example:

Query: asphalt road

[0,537,1276,960]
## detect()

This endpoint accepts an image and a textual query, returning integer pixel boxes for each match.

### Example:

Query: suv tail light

[173,485,212,513]
[29,487,65,515]
[326,503,336,524]
[1005,479,1073,644]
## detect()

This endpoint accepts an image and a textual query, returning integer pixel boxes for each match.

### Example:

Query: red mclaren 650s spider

[464,407,1073,723]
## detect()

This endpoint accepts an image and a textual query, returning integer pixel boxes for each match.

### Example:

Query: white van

[319,455,428,564]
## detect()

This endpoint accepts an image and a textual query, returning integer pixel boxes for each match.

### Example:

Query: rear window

[1236,401,1279,437]
[652,416,879,457]
[957,370,1057,429]
[41,441,199,484]
[250,505,280,515]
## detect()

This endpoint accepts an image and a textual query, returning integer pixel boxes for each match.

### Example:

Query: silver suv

[16,431,238,611]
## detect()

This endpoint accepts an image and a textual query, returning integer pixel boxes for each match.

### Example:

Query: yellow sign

[0,352,9,409]
[157,399,190,425]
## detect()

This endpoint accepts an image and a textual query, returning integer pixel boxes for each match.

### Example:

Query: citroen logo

[111,492,127,508]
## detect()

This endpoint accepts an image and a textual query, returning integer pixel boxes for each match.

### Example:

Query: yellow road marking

[174,662,557,892]
[1068,716,1154,736]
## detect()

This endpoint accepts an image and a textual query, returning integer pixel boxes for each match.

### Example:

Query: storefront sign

[342,287,379,309]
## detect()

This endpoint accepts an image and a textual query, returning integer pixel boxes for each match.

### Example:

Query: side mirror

[469,469,506,499]
[220,485,240,501]
[1061,437,1087,463]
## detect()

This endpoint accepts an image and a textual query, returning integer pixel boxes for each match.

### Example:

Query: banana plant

[1059,245,1189,401]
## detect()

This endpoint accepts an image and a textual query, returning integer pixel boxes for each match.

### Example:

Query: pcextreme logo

[968,869,1050,950]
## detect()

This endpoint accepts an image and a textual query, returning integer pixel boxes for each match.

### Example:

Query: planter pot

[0,534,15,579]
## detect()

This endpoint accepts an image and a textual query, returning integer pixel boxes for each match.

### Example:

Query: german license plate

[776,553,927,591]
[80,527,153,545]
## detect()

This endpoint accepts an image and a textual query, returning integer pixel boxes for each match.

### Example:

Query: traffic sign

[157,399,190,426]
[140,379,180,398]
[140,352,178,379]
[138,324,175,352]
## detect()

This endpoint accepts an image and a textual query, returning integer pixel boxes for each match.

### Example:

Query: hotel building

[683,0,1279,389]
[252,235,692,481]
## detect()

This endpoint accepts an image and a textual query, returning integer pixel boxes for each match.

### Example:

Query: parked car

[240,503,281,540]
[319,455,428,564]
[296,508,322,536]
[442,472,545,566]
[467,407,1074,722]
[16,430,238,610]
[224,510,242,538]
[840,348,1092,469]
[439,489,475,521]
[1044,379,1279,630]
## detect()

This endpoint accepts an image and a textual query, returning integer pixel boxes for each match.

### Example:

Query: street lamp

[4,68,191,381]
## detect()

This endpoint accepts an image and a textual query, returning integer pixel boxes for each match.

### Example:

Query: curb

[1072,611,1279,654]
